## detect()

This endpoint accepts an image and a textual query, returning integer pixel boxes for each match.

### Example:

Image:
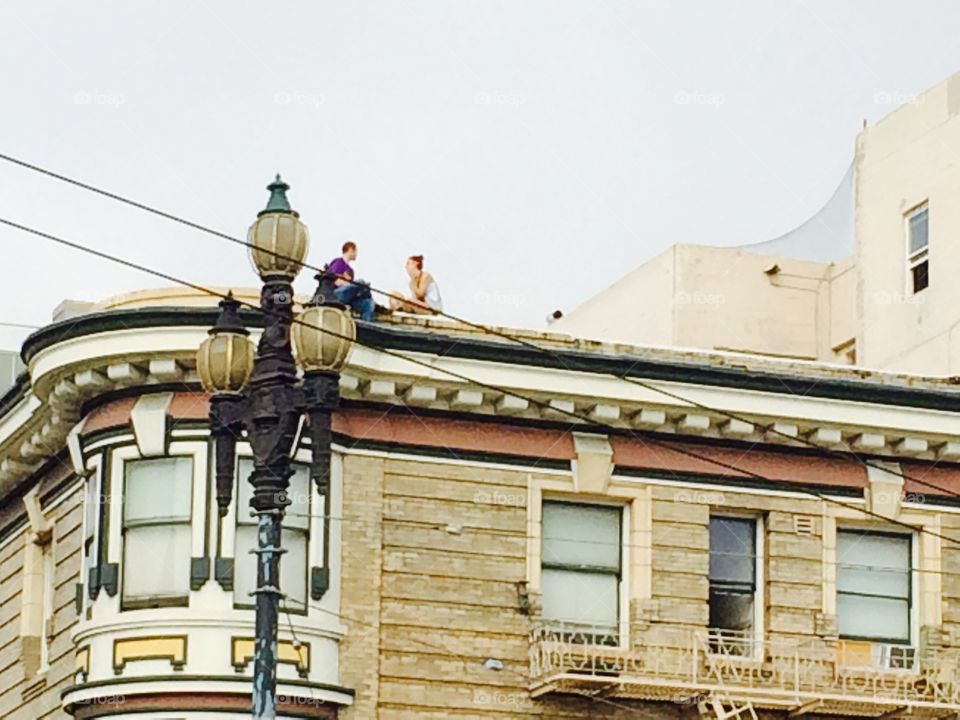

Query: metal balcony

[529,623,960,717]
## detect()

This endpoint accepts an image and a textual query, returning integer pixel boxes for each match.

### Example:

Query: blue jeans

[335,283,375,322]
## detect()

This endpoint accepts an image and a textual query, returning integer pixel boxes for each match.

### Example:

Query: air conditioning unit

[875,644,917,671]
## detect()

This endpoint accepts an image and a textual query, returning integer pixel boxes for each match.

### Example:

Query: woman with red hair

[389,255,442,314]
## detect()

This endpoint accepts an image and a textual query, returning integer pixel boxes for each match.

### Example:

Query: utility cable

[1,152,956,504]
[1,214,958,551]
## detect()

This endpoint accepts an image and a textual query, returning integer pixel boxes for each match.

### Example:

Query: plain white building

[554,70,960,375]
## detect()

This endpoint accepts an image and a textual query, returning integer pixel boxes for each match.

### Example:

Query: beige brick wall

[0,484,82,720]
[338,456,679,719]
[337,453,960,718]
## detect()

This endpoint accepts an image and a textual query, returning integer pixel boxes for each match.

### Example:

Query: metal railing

[530,622,960,712]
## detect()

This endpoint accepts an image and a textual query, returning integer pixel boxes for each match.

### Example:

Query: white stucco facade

[554,70,960,376]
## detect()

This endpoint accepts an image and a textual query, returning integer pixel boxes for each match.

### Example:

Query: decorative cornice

[5,307,960,500]
[20,306,960,412]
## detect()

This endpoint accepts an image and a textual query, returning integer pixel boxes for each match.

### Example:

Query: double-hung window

[709,517,759,647]
[121,457,193,607]
[906,205,929,294]
[234,459,311,612]
[541,501,622,638]
[837,530,911,644]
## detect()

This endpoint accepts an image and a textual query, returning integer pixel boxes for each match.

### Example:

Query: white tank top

[425,280,442,311]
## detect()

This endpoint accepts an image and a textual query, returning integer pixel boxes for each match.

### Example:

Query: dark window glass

[912,260,929,293]
[709,517,757,639]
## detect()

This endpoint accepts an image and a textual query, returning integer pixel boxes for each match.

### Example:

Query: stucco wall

[855,71,960,373]
[672,245,830,360]
[550,246,676,346]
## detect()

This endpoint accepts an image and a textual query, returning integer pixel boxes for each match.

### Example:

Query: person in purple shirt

[327,241,375,321]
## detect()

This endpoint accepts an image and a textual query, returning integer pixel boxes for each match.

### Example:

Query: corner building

[4,289,960,718]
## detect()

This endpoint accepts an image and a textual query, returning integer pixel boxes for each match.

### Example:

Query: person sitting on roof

[327,241,375,322]
[389,255,442,315]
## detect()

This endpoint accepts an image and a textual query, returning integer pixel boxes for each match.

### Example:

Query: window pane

[912,260,929,293]
[281,530,308,610]
[838,594,910,642]
[124,457,192,523]
[541,568,618,627]
[234,525,309,609]
[84,474,99,540]
[123,525,191,599]
[837,532,910,599]
[234,525,257,605]
[710,589,754,633]
[283,464,311,531]
[542,502,620,570]
[236,458,255,525]
[236,458,310,530]
[709,517,755,585]
[909,208,929,254]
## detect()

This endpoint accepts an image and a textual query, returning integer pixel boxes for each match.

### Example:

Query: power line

[1,152,955,507]
[1,214,958,551]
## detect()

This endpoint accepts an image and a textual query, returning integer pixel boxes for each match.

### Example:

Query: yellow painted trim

[113,636,187,674]
[231,637,310,677]
[76,647,90,678]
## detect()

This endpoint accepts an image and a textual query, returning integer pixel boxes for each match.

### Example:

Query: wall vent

[794,516,815,535]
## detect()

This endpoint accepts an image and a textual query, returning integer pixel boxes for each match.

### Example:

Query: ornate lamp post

[196,176,356,719]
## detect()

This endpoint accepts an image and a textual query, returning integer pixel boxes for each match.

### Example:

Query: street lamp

[197,175,355,719]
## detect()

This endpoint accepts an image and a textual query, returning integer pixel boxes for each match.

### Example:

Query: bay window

[121,456,193,607]
[837,530,912,643]
[234,458,311,612]
[541,501,622,638]
[709,516,759,648]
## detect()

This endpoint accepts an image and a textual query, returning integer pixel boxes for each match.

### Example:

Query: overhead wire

[1,152,957,503]
[1,214,958,551]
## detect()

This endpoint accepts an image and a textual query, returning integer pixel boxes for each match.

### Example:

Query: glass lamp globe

[247,175,309,280]
[292,304,356,373]
[197,297,255,393]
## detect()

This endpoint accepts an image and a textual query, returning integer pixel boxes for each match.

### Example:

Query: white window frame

[905,203,929,295]
[835,528,916,647]
[110,442,207,610]
[80,455,102,614]
[708,514,765,660]
[230,451,314,615]
[539,497,628,645]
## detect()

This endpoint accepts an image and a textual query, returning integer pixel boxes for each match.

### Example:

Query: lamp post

[197,176,356,719]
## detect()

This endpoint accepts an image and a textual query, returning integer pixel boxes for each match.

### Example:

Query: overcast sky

[2,1,959,351]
